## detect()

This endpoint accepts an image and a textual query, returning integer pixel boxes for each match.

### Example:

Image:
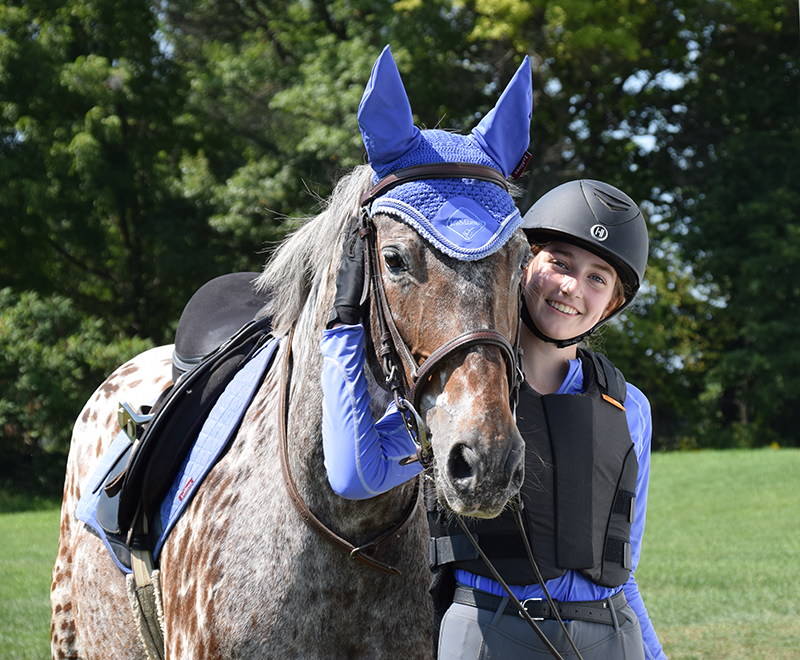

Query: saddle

[94,272,273,562]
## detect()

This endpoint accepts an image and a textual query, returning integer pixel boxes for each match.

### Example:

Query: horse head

[357,46,533,518]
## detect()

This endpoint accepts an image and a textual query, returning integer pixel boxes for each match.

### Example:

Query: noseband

[360,163,525,467]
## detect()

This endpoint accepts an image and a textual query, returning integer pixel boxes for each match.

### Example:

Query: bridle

[359,163,525,466]
[278,162,583,659]
[278,162,524,574]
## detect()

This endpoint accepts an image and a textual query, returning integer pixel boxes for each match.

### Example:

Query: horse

[50,162,532,659]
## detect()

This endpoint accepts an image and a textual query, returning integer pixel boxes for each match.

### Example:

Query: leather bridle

[279,162,524,572]
[278,326,419,576]
[360,163,525,466]
[278,163,583,658]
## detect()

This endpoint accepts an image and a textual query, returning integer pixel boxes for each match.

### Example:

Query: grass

[0,448,799,659]
[636,447,800,659]
[0,502,60,660]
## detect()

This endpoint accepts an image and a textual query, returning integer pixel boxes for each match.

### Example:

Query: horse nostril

[448,443,475,483]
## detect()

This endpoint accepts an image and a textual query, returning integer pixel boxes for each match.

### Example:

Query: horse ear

[358,45,422,173]
[471,57,533,178]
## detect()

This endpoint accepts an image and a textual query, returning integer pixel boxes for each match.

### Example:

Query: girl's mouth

[547,300,579,316]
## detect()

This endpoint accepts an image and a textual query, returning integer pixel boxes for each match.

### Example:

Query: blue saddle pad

[76,336,280,573]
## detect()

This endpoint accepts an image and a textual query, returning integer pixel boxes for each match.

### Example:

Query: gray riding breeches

[438,596,646,660]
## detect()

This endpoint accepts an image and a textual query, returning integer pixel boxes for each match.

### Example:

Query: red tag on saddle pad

[511,151,532,181]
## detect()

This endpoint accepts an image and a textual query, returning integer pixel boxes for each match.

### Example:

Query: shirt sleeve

[320,323,423,499]
[624,383,667,660]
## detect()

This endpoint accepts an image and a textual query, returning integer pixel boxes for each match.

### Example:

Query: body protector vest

[428,349,639,588]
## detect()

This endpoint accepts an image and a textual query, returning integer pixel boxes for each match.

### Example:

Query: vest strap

[605,537,632,571]
[430,535,480,567]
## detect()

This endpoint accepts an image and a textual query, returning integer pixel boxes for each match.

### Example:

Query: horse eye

[383,249,406,272]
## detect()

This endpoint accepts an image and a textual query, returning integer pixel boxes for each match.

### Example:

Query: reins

[279,163,582,659]
[278,326,420,576]
[454,507,585,660]
[360,164,585,659]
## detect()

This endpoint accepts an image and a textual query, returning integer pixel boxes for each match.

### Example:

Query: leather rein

[278,162,523,576]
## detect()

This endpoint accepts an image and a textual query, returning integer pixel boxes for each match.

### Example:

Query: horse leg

[51,458,80,660]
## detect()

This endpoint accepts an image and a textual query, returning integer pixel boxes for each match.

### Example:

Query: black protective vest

[428,349,639,588]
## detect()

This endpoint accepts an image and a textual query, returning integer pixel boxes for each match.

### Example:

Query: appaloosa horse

[52,46,533,659]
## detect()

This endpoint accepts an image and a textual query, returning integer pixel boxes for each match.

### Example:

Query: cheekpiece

[358,46,533,261]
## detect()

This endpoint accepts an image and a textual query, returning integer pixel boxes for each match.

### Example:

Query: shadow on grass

[0,450,66,513]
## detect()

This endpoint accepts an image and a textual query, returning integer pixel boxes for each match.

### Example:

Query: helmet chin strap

[521,298,594,349]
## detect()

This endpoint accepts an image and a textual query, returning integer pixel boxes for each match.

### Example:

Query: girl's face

[523,241,622,342]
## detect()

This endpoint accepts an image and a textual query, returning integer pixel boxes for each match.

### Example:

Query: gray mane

[256,165,373,337]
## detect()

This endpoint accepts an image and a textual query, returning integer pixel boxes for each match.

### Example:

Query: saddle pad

[76,335,280,573]
[152,336,279,558]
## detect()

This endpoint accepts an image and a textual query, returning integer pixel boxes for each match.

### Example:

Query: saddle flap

[97,442,134,536]
[116,316,274,536]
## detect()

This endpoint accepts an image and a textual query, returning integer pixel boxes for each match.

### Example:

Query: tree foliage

[0,0,798,490]
[0,288,154,494]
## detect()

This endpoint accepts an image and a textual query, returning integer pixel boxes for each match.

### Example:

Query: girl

[322,179,666,660]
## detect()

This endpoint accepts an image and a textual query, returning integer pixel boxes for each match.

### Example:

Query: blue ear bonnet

[359,46,532,262]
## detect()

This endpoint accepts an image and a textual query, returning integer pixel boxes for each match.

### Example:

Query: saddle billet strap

[360,162,509,207]
[278,327,420,577]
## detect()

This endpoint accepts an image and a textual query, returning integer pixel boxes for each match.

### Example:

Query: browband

[360,162,509,207]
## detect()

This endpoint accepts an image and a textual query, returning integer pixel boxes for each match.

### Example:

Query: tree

[0,0,251,342]
[0,288,153,494]
[2,0,797,477]
[620,0,800,446]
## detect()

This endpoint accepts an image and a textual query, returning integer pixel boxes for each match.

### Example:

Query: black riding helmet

[521,179,649,347]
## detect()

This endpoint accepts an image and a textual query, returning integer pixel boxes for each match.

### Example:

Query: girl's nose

[559,275,581,297]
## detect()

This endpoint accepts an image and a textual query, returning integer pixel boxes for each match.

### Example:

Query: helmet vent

[591,187,632,212]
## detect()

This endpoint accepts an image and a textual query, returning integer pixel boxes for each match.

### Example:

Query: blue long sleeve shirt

[321,323,666,660]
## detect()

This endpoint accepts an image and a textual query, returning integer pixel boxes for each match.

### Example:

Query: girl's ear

[602,290,625,320]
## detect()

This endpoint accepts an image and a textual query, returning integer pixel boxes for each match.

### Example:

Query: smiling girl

[322,177,667,659]
[429,179,666,659]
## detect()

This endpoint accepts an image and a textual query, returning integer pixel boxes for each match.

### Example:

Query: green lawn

[1,448,799,659]
[636,448,800,659]
[0,504,60,660]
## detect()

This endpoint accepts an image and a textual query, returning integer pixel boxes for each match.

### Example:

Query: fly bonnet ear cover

[358,46,533,261]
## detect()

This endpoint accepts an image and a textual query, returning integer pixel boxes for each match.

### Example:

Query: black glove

[327,216,365,328]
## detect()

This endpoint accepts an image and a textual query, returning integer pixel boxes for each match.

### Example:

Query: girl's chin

[537,322,594,343]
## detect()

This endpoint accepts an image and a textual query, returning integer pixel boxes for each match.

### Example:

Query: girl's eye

[383,250,406,271]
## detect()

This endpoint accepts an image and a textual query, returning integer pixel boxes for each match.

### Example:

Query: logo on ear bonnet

[439,198,488,243]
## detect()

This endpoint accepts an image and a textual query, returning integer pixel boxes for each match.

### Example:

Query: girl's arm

[321,323,423,499]
[624,384,667,660]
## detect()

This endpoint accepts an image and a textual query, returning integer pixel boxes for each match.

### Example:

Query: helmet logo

[590,224,609,241]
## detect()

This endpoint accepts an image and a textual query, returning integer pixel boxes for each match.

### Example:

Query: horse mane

[256,165,374,336]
